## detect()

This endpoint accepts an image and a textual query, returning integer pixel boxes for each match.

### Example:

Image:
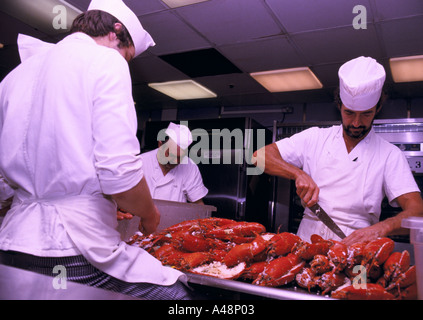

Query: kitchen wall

[137,96,422,139]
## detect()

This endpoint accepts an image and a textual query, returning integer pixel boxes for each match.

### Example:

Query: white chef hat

[165,122,193,150]
[338,56,386,111]
[88,0,155,57]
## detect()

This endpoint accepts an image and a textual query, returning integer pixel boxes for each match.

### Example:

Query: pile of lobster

[128,217,417,300]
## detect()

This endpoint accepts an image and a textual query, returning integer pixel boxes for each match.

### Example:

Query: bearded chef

[0,0,198,300]
[117,122,208,220]
[253,56,423,245]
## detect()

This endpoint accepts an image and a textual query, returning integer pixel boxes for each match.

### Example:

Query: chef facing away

[0,0,198,299]
[254,56,423,246]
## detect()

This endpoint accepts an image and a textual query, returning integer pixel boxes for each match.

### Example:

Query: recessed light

[161,0,209,8]
[148,80,217,100]
[390,55,423,83]
[250,67,323,92]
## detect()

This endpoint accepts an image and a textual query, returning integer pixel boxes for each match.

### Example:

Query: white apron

[1,192,186,285]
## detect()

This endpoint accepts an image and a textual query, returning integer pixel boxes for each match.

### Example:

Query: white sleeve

[275,127,319,169]
[184,161,208,203]
[383,147,420,206]
[91,51,143,195]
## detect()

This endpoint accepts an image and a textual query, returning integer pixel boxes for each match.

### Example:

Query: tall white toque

[88,0,155,57]
[338,56,386,111]
[165,122,193,150]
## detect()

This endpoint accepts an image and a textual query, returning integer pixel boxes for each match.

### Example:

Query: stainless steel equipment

[142,118,274,230]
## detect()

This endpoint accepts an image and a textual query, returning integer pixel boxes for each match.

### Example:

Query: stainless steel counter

[185,273,333,300]
[0,264,139,300]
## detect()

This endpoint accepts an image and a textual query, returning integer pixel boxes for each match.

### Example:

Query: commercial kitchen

[0,0,422,302]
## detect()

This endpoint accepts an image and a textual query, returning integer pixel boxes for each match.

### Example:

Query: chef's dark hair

[334,87,387,113]
[70,10,133,49]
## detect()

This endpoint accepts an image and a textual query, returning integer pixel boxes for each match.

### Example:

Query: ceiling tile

[139,11,210,55]
[176,0,282,45]
[379,16,423,58]
[311,63,343,88]
[291,25,383,65]
[266,0,372,33]
[195,73,268,97]
[218,36,304,73]
[129,55,188,83]
[372,0,423,21]
[124,0,167,15]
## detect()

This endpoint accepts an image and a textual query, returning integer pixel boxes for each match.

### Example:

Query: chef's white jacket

[140,149,208,202]
[276,125,420,241]
[0,33,184,285]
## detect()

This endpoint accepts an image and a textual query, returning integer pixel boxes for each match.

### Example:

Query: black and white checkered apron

[0,250,200,300]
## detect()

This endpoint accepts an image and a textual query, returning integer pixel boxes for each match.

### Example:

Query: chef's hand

[117,208,133,221]
[341,224,385,246]
[295,171,319,207]
[139,204,161,236]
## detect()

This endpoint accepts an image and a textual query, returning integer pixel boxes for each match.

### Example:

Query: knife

[309,203,347,239]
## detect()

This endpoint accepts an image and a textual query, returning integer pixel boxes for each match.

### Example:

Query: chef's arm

[111,177,160,235]
[381,192,423,236]
[342,191,423,246]
[253,143,319,207]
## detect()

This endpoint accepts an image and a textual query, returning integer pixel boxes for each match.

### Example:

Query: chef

[142,122,208,203]
[0,0,197,300]
[117,122,208,220]
[253,56,423,245]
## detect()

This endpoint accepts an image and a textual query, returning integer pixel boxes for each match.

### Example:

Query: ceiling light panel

[148,80,217,100]
[390,55,423,83]
[161,0,209,9]
[250,67,323,92]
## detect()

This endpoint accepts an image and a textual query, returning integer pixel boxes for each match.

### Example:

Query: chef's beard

[342,123,373,139]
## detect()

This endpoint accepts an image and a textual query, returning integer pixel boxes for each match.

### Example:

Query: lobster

[375,250,417,299]
[223,235,268,267]
[344,240,369,275]
[253,253,306,287]
[164,217,236,233]
[331,283,395,300]
[292,238,332,261]
[296,266,350,294]
[240,261,267,281]
[327,242,348,273]
[309,254,332,274]
[152,243,213,271]
[316,271,350,295]
[361,237,395,273]
[296,267,318,291]
[206,221,266,243]
[266,232,302,257]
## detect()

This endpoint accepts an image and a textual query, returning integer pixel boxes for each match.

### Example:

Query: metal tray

[185,272,332,300]
[117,199,217,241]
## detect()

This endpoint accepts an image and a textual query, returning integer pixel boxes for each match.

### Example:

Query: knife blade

[309,203,347,239]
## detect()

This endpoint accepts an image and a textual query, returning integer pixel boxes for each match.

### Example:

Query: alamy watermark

[52,265,67,290]
[52,5,69,30]
[352,4,367,30]
[157,121,266,176]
